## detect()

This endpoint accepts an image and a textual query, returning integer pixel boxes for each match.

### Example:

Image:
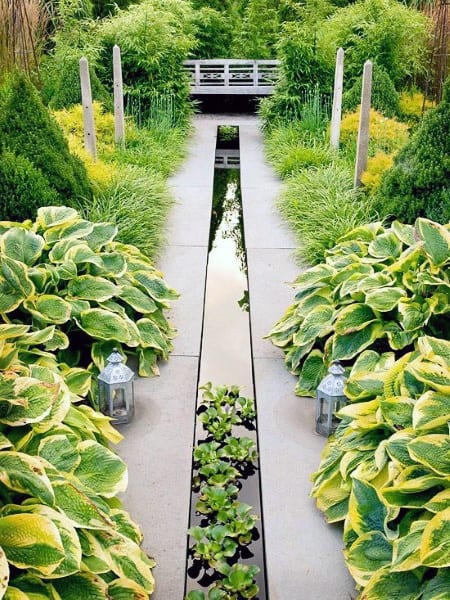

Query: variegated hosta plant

[311,336,450,599]
[0,206,178,381]
[0,325,155,598]
[268,218,450,396]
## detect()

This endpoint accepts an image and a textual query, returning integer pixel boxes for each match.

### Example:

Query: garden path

[117,115,356,600]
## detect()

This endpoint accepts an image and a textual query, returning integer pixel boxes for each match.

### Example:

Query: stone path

[117,115,356,599]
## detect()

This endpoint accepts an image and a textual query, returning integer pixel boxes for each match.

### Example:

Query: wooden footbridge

[183,59,280,95]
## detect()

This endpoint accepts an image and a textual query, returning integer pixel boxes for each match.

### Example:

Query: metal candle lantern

[98,348,135,424]
[315,361,348,437]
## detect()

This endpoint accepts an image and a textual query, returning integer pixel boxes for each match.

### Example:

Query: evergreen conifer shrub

[0,73,92,205]
[375,78,450,223]
[343,65,400,118]
[0,150,59,221]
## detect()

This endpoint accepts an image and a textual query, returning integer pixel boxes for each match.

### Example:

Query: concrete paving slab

[157,244,208,357]
[255,357,356,600]
[242,185,295,250]
[167,187,213,247]
[117,356,198,600]
[247,247,299,359]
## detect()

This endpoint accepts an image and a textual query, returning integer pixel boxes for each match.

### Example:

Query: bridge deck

[183,59,280,95]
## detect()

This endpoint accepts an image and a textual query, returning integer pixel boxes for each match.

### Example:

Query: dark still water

[199,169,253,395]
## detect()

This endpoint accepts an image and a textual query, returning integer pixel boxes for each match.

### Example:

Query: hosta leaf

[334,304,376,335]
[0,514,64,575]
[77,309,134,344]
[285,341,314,373]
[0,278,25,313]
[52,573,107,600]
[0,324,30,340]
[110,509,143,545]
[37,207,78,230]
[406,360,450,394]
[0,547,8,599]
[85,223,118,250]
[74,440,127,497]
[15,504,82,578]
[421,567,450,599]
[391,523,426,572]
[292,264,334,287]
[136,319,169,355]
[101,536,155,592]
[391,221,416,247]
[362,569,421,600]
[44,221,94,245]
[107,578,148,600]
[293,305,335,345]
[345,372,386,402]
[51,480,112,529]
[398,299,429,331]
[407,435,450,475]
[1,257,34,297]
[413,391,450,431]
[55,260,77,280]
[332,322,384,361]
[416,217,450,267]
[418,335,450,368]
[137,347,159,377]
[425,489,450,513]
[0,377,56,426]
[380,396,414,429]
[365,287,406,312]
[15,326,55,346]
[1,228,44,266]
[76,404,123,444]
[62,368,91,397]
[133,271,179,305]
[66,244,103,269]
[0,452,54,504]
[368,231,402,259]
[314,470,350,523]
[120,286,157,314]
[38,435,80,473]
[23,296,72,325]
[67,275,119,302]
[421,507,450,567]
[348,479,389,536]
[296,350,327,396]
[385,321,418,350]
[344,530,392,585]
[337,222,383,243]
[355,272,394,293]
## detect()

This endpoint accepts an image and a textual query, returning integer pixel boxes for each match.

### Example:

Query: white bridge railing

[183,59,280,95]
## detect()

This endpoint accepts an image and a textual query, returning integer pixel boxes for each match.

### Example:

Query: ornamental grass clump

[0,206,178,381]
[268,218,450,397]
[311,337,450,598]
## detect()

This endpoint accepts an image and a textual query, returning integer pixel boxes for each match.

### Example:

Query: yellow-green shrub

[340,108,409,155]
[399,91,434,121]
[360,151,394,195]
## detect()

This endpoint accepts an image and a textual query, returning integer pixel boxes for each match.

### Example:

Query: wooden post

[354,60,372,187]
[330,48,344,150]
[79,57,97,159]
[113,45,125,145]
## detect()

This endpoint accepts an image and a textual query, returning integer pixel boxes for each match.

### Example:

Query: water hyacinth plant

[0,206,178,383]
[268,218,450,397]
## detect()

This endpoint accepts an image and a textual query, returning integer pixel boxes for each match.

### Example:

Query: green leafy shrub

[375,79,450,224]
[261,20,333,125]
[192,7,233,59]
[318,0,430,88]
[96,0,196,117]
[277,164,375,264]
[0,206,178,378]
[342,65,400,118]
[0,150,59,221]
[0,326,155,597]
[268,218,450,396]
[0,73,92,205]
[231,0,280,59]
[311,338,450,597]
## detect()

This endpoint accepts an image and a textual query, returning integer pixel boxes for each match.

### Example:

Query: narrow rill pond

[185,127,268,598]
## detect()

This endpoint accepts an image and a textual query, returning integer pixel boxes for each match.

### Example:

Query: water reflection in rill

[199,170,252,395]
